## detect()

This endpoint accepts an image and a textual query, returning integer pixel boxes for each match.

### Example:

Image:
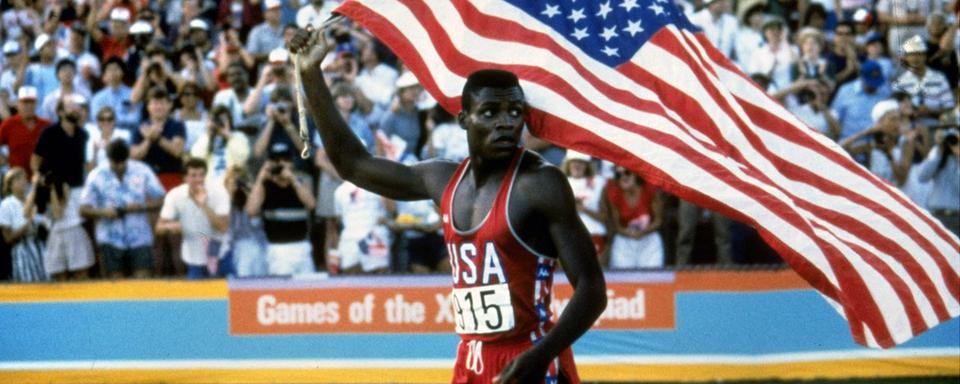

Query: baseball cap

[852,8,872,24]
[901,35,926,54]
[189,19,209,31]
[33,34,52,51]
[17,86,38,101]
[395,71,419,89]
[860,60,885,88]
[871,99,899,123]
[268,142,294,160]
[2,41,20,55]
[264,0,281,10]
[268,48,289,64]
[110,7,131,22]
[129,20,153,35]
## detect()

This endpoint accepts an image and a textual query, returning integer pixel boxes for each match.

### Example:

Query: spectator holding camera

[175,44,217,94]
[214,26,255,78]
[190,105,250,185]
[840,100,918,187]
[243,48,293,121]
[253,86,311,172]
[245,0,286,63]
[80,140,166,279]
[131,47,180,104]
[246,143,316,276]
[0,167,47,282]
[156,158,231,279]
[31,94,95,281]
[917,127,960,237]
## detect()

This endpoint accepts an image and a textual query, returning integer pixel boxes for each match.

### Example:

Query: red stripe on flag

[641,30,955,320]
[687,32,960,253]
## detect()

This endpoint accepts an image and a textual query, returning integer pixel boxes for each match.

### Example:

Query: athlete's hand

[492,351,549,384]
[287,27,332,71]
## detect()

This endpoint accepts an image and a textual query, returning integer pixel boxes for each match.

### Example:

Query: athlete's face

[460,87,526,161]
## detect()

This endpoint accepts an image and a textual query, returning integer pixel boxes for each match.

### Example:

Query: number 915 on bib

[451,284,515,334]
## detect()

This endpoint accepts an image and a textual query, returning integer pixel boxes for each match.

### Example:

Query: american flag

[333,0,960,348]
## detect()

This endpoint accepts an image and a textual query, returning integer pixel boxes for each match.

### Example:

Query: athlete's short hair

[461,69,523,112]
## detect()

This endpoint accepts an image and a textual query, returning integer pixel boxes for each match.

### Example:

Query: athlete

[289,28,607,384]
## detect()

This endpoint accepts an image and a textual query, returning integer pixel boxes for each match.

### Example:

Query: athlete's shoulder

[412,157,464,202]
[514,150,572,203]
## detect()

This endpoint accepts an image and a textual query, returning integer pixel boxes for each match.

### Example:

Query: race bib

[452,284,515,334]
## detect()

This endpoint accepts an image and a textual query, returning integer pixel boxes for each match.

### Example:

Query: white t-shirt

[85,124,132,168]
[0,195,28,233]
[159,183,231,266]
[567,176,607,236]
[334,181,389,241]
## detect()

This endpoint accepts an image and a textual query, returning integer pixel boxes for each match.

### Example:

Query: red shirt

[99,36,131,62]
[605,180,656,227]
[0,115,51,176]
[441,149,557,343]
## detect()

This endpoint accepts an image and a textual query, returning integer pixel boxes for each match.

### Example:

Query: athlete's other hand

[492,351,549,384]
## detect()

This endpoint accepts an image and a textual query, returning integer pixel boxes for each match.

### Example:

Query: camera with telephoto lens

[274,102,289,114]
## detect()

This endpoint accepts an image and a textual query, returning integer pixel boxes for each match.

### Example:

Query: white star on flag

[570,27,589,40]
[567,8,586,23]
[596,1,613,19]
[601,45,619,56]
[541,4,560,18]
[648,3,665,16]
[619,0,639,12]
[623,19,644,36]
[600,26,619,41]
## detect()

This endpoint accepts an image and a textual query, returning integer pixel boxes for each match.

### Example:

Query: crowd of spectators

[0,0,956,282]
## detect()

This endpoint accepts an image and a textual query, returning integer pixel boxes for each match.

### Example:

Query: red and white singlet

[441,149,578,384]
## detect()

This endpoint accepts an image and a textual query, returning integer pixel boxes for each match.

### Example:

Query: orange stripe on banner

[674,269,810,291]
[2,358,957,383]
[0,280,227,303]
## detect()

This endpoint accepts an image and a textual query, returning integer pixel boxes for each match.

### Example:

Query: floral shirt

[80,160,166,249]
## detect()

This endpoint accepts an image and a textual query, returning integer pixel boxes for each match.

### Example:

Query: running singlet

[440,149,558,343]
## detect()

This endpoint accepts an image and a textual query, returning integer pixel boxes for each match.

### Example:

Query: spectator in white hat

[892,35,955,128]
[840,99,914,186]
[876,0,940,55]
[0,87,51,176]
[86,6,133,63]
[732,0,766,71]
[246,0,286,63]
[296,0,340,29]
[378,71,423,158]
[243,47,293,120]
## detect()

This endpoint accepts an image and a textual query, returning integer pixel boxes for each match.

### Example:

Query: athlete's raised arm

[288,28,453,202]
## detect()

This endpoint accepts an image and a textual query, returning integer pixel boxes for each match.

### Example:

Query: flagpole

[291,14,346,160]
